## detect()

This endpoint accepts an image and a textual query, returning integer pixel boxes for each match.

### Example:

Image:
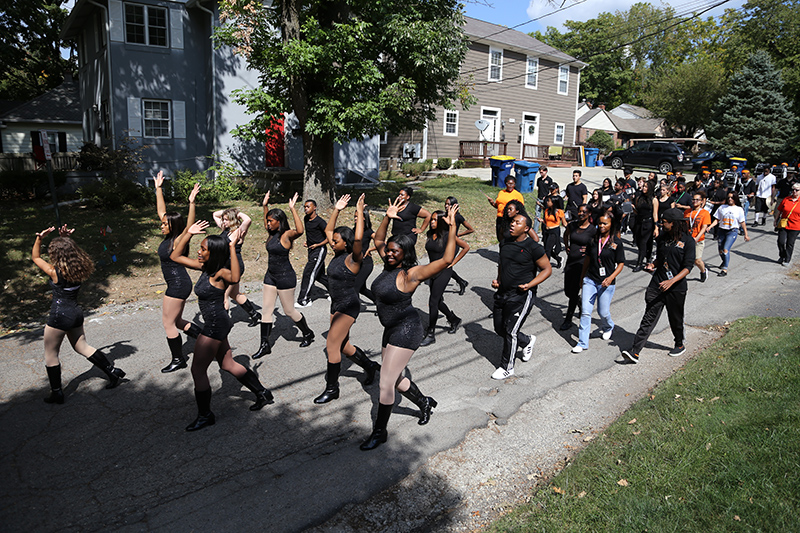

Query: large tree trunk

[302,132,336,210]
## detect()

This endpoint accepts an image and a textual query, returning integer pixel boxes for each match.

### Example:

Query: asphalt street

[1,167,798,532]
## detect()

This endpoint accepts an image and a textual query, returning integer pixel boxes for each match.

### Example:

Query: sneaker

[559,320,572,331]
[618,350,639,364]
[295,300,312,308]
[717,270,727,277]
[571,345,584,354]
[700,270,707,283]
[521,335,537,361]
[491,367,514,380]
[602,329,613,341]
[668,345,686,357]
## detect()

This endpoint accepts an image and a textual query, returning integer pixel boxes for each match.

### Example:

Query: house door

[522,113,539,146]
[480,108,500,142]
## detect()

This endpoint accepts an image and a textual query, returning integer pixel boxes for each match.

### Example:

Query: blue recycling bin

[489,155,515,188]
[513,160,540,193]
[585,147,600,167]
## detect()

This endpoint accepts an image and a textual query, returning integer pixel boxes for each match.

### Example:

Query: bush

[78,137,144,180]
[586,130,615,154]
[422,159,434,171]
[78,177,151,208]
[452,159,465,169]
[436,158,452,170]
[402,162,426,176]
[0,170,67,199]
[171,166,248,204]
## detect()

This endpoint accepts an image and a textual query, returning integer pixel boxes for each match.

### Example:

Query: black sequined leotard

[158,238,193,299]
[372,268,424,349]
[221,229,245,275]
[263,234,296,289]
[195,272,231,341]
[328,252,360,319]
[47,269,84,330]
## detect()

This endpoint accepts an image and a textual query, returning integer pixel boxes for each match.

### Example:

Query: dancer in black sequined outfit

[33,226,126,404]
[170,221,273,431]
[213,207,261,326]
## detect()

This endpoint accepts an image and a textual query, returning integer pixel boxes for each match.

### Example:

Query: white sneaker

[571,345,584,354]
[491,367,514,380]
[602,329,613,341]
[295,300,312,309]
[521,335,537,361]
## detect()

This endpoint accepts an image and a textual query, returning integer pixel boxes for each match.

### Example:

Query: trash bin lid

[489,155,516,161]
[514,160,539,168]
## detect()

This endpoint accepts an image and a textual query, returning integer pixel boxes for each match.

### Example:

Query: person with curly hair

[33,226,126,403]
[313,193,381,404]
[252,192,315,359]
[170,221,273,431]
[212,207,261,326]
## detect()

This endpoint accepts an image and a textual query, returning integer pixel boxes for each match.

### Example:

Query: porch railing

[459,141,508,163]
[0,152,79,172]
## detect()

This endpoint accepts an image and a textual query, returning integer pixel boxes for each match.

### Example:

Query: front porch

[458,141,581,167]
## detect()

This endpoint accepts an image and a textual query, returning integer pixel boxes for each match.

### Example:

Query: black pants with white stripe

[297,246,329,304]
[631,285,686,355]
[493,289,534,371]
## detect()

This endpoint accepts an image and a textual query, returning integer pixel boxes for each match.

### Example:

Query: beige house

[382,16,585,165]
[576,102,667,149]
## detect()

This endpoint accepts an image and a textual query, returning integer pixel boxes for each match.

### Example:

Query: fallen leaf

[649,394,655,400]
[710,396,720,402]
[625,393,630,397]
[633,431,641,435]
[583,435,595,442]
[578,491,587,498]
[527,473,538,480]
[734,515,741,521]
[706,443,712,450]
[617,479,629,487]
[696,397,704,402]
[628,418,637,424]
[553,486,565,494]
[675,394,681,399]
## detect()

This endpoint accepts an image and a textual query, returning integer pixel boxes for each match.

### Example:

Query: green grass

[490,317,800,532]
[1,174,534,330]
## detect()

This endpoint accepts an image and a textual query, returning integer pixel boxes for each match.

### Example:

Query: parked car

[691,150,746,170]
[607,141,691,174]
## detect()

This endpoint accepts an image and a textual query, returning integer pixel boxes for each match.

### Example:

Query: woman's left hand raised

[188,220,210,235]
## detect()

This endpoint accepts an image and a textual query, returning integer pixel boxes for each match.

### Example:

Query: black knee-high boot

[184,323,202,339]
[161,336,187,373]
[252,322,273,359]
[240,300,261,327]
[237,369,274,410]
[314,362,341,404]
[419,327,436,347]
[401,380,438,425]
[295,315,315,347]
[347,346,380,385]
[44,365,64,404]
[186,388,215,431]
[360,402,393,451]
[87,350,125,389]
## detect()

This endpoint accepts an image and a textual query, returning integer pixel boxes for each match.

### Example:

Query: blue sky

[462,0,747,34]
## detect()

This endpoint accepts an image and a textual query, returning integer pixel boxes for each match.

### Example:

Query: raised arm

[170,221,209,270]
[237,212,252,240]
[406,205,459,286]
[212,209,225,228]
[373,197,401,259]
[262,191,271,229]
[154,171,167,222]
[218,227,242,284]
[284,192,304,242]
[351,194,365,265]
[32,226,57,280]
[325,193,350,246]
[186,182,200,230]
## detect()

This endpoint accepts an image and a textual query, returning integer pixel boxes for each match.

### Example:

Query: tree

[0,0,75,100]
[585,130,615,154]
[216,0,472,208]
[643,58,726,138]
[707,50,797,163]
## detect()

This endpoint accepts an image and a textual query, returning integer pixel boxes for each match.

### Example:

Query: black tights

[634,220,654,265]
[427,268,458,329]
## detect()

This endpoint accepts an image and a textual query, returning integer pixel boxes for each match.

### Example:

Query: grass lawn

[0,174,535,331]
[490,316,800,532]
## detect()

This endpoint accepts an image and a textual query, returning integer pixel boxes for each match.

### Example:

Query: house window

[443,110,459,136]
[125,4,168,47]
[380,132,388,145]
[143,100,171,137]
[558,65,569,95]
[46,132,58,154]
[554,123,565,145]
[526,57,538,89]
[488,48,503,82]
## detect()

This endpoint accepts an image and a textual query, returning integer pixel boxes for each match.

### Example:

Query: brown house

[382,16,585,166]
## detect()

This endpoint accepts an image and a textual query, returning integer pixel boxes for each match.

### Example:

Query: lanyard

[689,209,701,228]
[598,235,610,257]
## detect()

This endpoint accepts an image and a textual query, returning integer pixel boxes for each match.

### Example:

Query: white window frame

[142,99,171,138]
[124,3,168,47]
[488,47,503,82]
[380,132,388,145]
[554,123,565,145]
[525,56,539,89]
[443,110,459,137]
[558,65,570,95]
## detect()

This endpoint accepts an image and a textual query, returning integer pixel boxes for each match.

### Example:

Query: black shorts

[263,269,296,290]
[330,297,360,320]
[47,304,84,331]
[381,319,424,350]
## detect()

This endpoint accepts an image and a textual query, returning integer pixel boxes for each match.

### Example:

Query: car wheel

[659,161,673,174]
[610,157,623,169]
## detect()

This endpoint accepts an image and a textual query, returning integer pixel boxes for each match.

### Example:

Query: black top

[425,233,449,263]
[372,268,417,327]
[708,186,728,215]
[670,191,691,210]
[565,222,597,266]
[635,192,653,218]
[548,194,565,212]
[304,215,328,246]
[586,235,625,284]
[776,178,794,199]
[498,237,546,294]
[650,233,696,293]
[454,212,466,233]
[50,269,81,307]
[609,191,628,207]
[657,196,673,219]
[391,202,422,236]
[565,182,588,212]
[327,252,358,306]
[220,228,242,255]
[537,175,554,200]
[158,238,190,281]
[741,178,757,196]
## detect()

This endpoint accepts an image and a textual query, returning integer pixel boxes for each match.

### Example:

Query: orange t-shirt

[495,189,524,217]
[544,209,565,229]
[685,207,711,242]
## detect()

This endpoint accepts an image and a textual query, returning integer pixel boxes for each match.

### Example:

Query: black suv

[607,141,691,174]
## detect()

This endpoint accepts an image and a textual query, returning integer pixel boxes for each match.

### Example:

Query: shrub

[78,136,145,180]
[586,130,615,154]
[78,177,151,208]
[452,159,465,169]
[0,170,67,199]
[402,162,426,176]
[436,158,452,170]
[422,159,434,171]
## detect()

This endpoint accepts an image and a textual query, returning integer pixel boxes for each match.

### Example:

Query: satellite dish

[475,119,490,131]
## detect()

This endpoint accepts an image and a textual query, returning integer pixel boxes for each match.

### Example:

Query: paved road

[1,168,797,532]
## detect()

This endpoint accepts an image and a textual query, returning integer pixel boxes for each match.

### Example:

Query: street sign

[39,130,52,161]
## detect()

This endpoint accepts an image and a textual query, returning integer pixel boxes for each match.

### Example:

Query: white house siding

[1,126,82,153]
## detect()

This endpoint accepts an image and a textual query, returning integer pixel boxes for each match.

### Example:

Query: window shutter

[127,97,142,137]
[109,0,124,42]
[170,8,184,49]
[58,132,67,152]
[172,100,186,139]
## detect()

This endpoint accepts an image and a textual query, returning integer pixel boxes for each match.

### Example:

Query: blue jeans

[742,198,750,222]
[718,228,738,269]
[578,278,616,348]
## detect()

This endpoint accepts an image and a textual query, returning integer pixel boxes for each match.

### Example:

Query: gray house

[61,0,378,183]
[383,16,586,164]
